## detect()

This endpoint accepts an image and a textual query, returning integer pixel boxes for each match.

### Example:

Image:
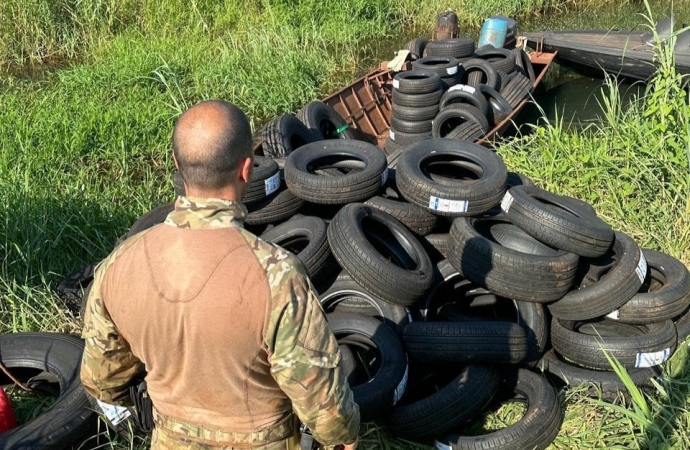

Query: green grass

[5,387,56,426]
[1,0,690,449]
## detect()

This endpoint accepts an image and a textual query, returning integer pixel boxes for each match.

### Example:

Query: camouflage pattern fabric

[151,426,301,450]
[152,409,299,449]
[164,197,247,229]
[81,196,359,448]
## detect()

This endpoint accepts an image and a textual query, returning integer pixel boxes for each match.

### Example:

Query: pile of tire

[386,38,536,155]
[55,118,690,449]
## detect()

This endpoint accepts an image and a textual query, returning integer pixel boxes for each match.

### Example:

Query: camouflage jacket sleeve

[261,248,360,446]
[80,255,144,406]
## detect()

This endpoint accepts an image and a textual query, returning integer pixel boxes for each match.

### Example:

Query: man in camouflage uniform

[81,100,360,449]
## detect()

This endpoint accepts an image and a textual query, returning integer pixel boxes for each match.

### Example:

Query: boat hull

[254,50,556,155]
[524,30,690,81]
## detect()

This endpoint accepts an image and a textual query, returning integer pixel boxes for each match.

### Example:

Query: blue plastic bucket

[478,17,508,48]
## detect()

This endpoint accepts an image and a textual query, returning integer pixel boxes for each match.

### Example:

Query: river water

[358,0,689,129]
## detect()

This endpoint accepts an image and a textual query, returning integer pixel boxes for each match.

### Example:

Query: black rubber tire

[440,84,491,117]
[501,70,518,85]
[173,170,185,196]
[386,148,403,173]
[284,140,387,205]
[674,306,690,346]
[424,259,548,362]
[261,114,314,159]
[391,103,439,121]
[260,215,335,281]
[540,349,662,400]
[405,38,429,60]
[548,231,645,321]
[444,121,486,141]
[513,48,536,84]
[403,321,528,364]
[393,70,441,95]
[365,195,438,236]
[507,172,534,189]
[386,365,499,441]
[396,139,507,217]
[320,273,410,334]
[392,88,443,108]
[432,104,490,139]
[390,116,433,134]
[389,127,432,145]
[420,233,450,262]
[475,47,516,75]
[384,138,404,157]
[327,203,434,306]
[440,74,460,90]
[461,59,500,90]
[0,333,98,449]
[295,100,358,140]
[412,56,462,78]
[551,318,677,370]
[478,85,513,125]
[437,369,562,450]
[500,74,533,108]
[514,300,549,366]
[448,215,580,302]
[245,186,305,225]
[611,249,690,324]
[502,185,614,257]
[126,202,174,238]
[424,38,475,58]
[243,156,281,204]
[421,260,548,367]
[327,313,408,422]
[56,264,96,316]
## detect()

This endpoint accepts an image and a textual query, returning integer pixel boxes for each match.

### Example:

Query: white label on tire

[264,172,281,196]
[448,84,475,94]
[428,196,468,213]
[97,400,132,425]
[635,253,648,284]
[393,79,400,89]
[446,66,458,75]
[390,130,396,141]
[381,167,389,186]
[500,191,514,213]
[393,364,409,404]
[635,348,670,368]
[606,310,620,320]
[435,441,452,450]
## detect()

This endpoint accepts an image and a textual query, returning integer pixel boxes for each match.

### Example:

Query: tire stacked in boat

[52,133,690,450]
[402,37,537,143]
[385,71,441,154]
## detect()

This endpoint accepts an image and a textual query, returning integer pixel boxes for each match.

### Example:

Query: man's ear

[173,152,180,170]
[239,157,253,183]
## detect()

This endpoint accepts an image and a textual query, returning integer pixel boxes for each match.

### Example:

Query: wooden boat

[255,49,556,155]
[523,16,690,81]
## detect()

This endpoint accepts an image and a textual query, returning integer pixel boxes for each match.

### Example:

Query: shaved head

[173,100,253,192]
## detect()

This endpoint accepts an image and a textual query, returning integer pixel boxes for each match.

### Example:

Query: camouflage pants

[150,426,301,450]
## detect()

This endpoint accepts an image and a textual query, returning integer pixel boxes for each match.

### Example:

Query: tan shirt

[80,197,359,446]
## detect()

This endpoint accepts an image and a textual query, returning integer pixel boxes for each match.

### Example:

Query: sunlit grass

[6,388,56,426]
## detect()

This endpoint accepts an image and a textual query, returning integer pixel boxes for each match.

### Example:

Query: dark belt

[153,408,297,446]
